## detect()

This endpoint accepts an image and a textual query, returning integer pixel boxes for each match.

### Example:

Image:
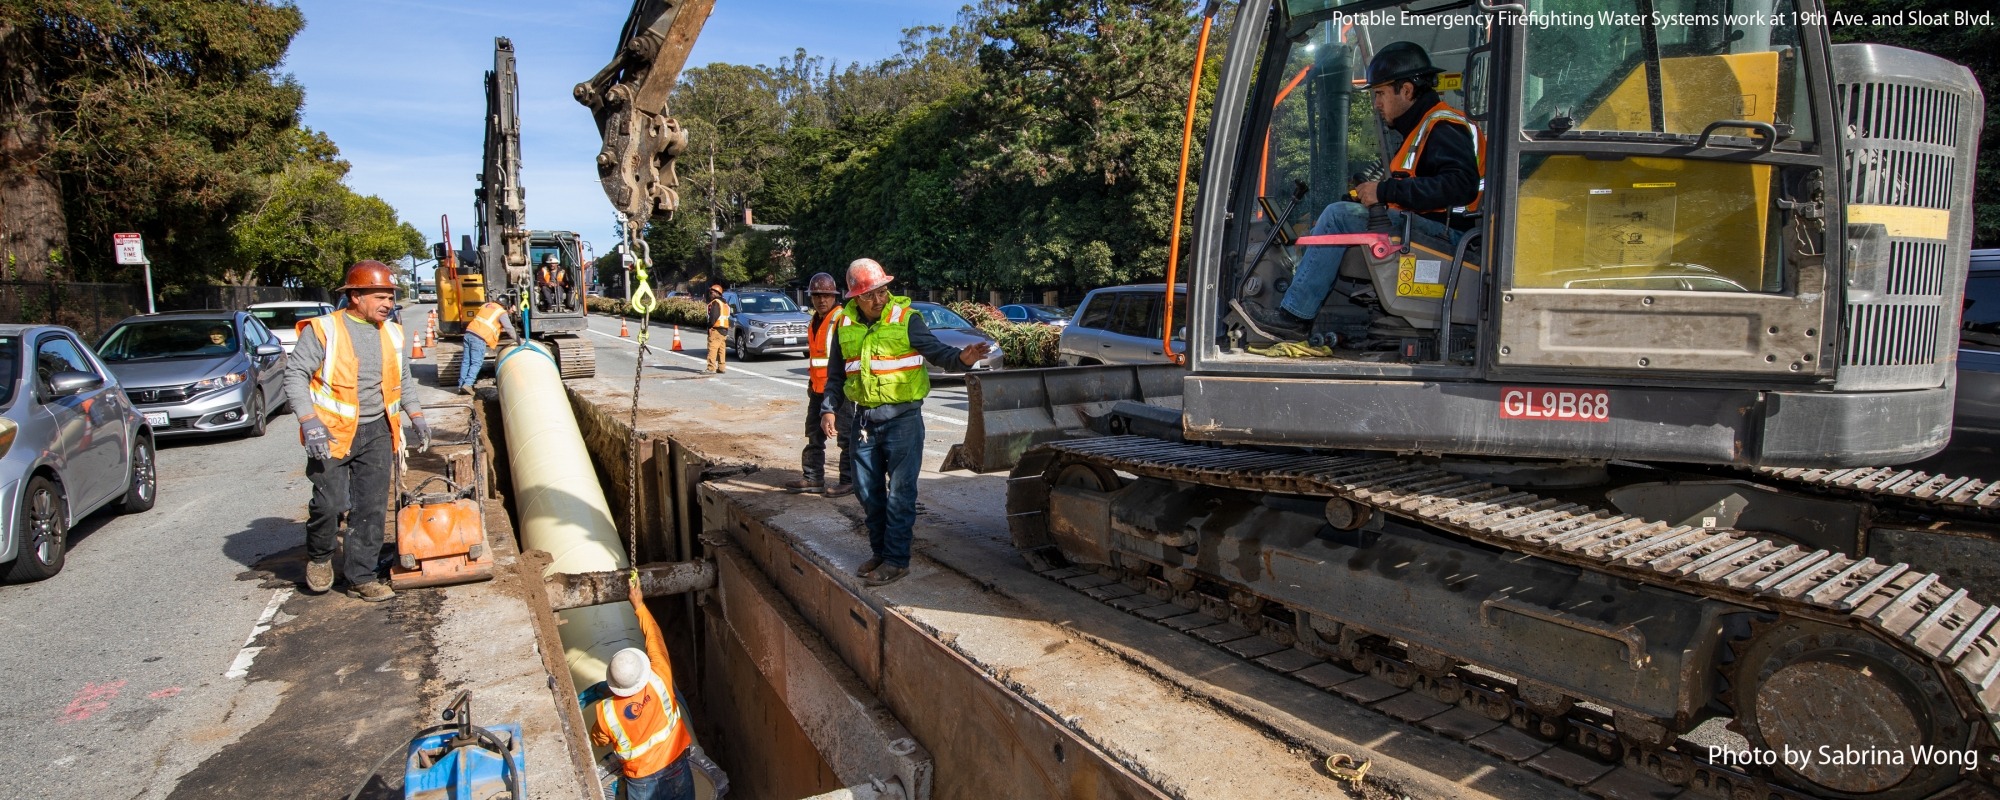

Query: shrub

[946,300,1060,368]
[585,294,709,329]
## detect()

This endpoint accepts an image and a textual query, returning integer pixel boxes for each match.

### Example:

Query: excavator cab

[1195,0,1979,468]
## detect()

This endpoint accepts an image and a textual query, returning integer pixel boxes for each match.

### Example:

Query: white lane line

[584,325,967,426]
[224,588,293,679]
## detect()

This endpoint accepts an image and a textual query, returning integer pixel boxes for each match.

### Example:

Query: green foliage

[586,295,711,329]
[229,128,425,288]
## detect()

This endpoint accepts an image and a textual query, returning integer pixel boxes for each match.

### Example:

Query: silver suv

[1058,285,1187,366]
[722,290,812,359]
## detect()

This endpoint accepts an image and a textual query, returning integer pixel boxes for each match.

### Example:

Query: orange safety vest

[300,313,406,460]
[467,302,507,347]
[1386,100,1486,215]
[708,299,731,330]
[807,307,843,394]
[596,673,691,778]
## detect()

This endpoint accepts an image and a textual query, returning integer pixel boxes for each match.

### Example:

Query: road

[0,353,478,799]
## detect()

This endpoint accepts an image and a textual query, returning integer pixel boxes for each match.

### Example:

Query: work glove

[409,413,431,453]
[300,416,333,460]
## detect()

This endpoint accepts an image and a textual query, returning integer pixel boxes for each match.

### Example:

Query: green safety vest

[837,295,930,408]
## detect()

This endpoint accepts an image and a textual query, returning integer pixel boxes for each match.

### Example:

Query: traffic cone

[426,326,437,347]
[411,338,425,359]
[619,317,630,338]
[671,326,683,351]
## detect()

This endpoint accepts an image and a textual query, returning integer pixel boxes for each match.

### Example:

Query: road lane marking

[585,326,967,426]
[224,588,293,679]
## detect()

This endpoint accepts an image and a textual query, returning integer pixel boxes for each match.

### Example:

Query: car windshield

[915,305,973,330]
[249,306,327,328]
[1026,305,1068,319]
[734,294,798,314]
[0,335,16,407]
[97,319,239,361]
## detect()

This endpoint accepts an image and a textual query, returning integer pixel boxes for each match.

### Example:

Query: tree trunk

[0,19,66,282]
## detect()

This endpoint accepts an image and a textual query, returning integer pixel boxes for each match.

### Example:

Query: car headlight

[748,319,769,329]
[190,371,250,394]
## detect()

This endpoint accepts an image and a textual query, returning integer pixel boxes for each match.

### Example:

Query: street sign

[113,232,146,265]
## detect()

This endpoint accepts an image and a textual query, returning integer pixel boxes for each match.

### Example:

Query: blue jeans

[622,754,693,800]
[1280,202,1465,320]
[853,408,924,568]
[458,335,488,389]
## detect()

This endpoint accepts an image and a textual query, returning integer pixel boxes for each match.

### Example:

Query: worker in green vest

[819,258,995,586]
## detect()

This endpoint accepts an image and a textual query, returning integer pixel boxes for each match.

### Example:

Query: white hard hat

[607,647,650,696]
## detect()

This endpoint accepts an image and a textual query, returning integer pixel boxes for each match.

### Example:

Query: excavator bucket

[391,497,493,590]
[941,363,1185,474]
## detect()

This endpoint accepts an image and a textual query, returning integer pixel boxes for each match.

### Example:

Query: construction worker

[537,253,569,311]
[820,259,994,586]
[786,272,855,497]
[703,284,730,374]
[284,261,430,602]
[457,294,518,394]
[1240,41,1484,342]
[591,574,695,800]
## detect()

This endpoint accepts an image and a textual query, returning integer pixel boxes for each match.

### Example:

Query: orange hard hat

[845,258,894,298]
[337,260,398,292]
[708,283,724,294]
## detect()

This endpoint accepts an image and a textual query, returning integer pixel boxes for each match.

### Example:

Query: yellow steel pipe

[494,342,643,690]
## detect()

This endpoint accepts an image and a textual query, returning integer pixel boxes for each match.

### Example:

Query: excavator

[948,1,1997,797]
[432,38,597,381]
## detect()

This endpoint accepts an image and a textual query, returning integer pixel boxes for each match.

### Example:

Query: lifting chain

[621,217,657,582]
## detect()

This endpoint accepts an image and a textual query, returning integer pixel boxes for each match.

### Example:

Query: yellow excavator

[951,2,1995,797]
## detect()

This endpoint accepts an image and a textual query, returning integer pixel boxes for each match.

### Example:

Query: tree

[0,0,308,283]
[227,128,424,289]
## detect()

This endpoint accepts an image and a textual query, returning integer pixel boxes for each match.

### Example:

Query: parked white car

[1058,284,1187,365]
[246,301,336,354]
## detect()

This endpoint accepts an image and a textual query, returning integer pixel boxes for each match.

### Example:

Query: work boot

[824,483,855,498]
[1231,299,1310,343]
[855,557,883,578]
[784,479,825,494]
[305,559,334,593]
[864,564,908,587]
[349,581,396,602]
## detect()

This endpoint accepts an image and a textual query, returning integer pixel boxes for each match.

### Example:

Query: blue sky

[285,0,961,262]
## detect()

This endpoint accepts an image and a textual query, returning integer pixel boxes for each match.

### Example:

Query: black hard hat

[1365,42,1443,88]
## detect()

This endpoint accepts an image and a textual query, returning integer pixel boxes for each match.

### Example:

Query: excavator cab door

[1489,0,1840,381]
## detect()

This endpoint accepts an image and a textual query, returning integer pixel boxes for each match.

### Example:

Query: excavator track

[548,334,595,379]
[1750,466,2000,520]
[1013,436,2000,799]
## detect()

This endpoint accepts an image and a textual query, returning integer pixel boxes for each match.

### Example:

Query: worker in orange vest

[591,574,696,800]
[785,272,854,497]
[537,253,570,312]
[283,261,430,602]
[703,284,731,374]
[457,294,518,394]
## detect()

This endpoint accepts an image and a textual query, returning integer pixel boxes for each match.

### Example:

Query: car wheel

[4,475,68,582]
[116,437,157,514]
[736,333,755,361]
[246,389,268,438]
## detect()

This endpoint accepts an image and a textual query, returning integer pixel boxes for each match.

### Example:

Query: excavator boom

[575,0,717,228]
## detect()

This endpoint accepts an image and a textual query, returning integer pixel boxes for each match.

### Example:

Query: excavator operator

[1243,41,1485,342]
[536,252,570,312]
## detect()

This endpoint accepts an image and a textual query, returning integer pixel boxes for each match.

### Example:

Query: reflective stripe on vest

[1387,101,1486,214]
[597,674,688,776]
[836,295,930,408]
[467,303,506,347]
[710,299,731,329]
[303,314,405,460]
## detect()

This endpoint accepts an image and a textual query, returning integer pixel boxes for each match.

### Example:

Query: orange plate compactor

[392,405,493,589]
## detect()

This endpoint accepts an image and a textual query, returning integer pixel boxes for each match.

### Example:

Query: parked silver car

[95,310,287,438]
[1959,249,2000,436]
[0,324,156,582]
[908,302,1004,376]
[1058,284,1187,365]
[723,290,813,359]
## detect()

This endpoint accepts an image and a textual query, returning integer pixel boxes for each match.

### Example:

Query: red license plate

[1500,387,1610,423]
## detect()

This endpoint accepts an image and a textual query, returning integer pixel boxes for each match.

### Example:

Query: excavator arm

[574,0,717,229]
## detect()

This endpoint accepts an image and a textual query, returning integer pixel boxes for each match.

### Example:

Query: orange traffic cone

[427,326,437,347]
[671,326,683,351]
[411,338,425,359]
[619,317,630,338]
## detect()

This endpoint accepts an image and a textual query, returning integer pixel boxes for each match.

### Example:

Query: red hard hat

[845,258,894,298]
[337,260,398,292]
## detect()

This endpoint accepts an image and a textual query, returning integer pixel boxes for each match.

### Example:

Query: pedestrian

[820,258,994,586]
[591,573,697,800]
[457,293,518,394]
[285,261,430,602]
[703,284,730,375]
[786,272,855,497]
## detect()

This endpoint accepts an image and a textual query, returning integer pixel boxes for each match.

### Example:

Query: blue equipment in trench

[400,691,525,799]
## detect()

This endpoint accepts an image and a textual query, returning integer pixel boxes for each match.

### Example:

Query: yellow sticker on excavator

[1438,73,1463,92]
[1396,254,1446,298]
